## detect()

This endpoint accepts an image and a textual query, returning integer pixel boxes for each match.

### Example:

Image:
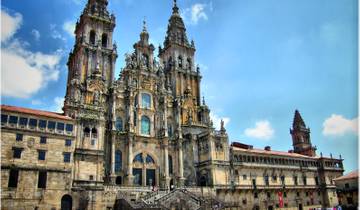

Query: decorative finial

[172,0,179,14]
[320,152,323,157]
[142,17,147,32]
[202,96,205,105]
[330,153,333,159]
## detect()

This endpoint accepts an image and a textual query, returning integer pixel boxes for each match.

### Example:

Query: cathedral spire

[162,0,191,49]
[293,109,306,129]
[172,0,179,14]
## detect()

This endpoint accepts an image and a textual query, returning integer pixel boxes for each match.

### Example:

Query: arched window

[115,117,123,131]
[142,54,149,67]
[90,30,96,45]
[141,116,150,135]
[92,128,97,138]
[115,150,122,172]
[84,127,90,137]
[146,155,155,164]
[133,153,143,163]
[187,58,192,70]
[141,93,151,109]
[168,155,173,174]
[102,33,108,48]
[178,56,183,68]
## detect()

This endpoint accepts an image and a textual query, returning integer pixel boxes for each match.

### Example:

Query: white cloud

[210,112,230,130]
[322,114,358,136]
[244,120,274,140]
[182,3,210,25]
[63,21,76,37]
[50,24,66,41]
[51,97,64,112]
[1,9,22,43]
[1,9,62,98]
[31,29,40,41]
[31,99,43,105]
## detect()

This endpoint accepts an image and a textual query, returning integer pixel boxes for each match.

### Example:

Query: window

[167,126,173,137]
[90,30,96,45]
[264,175,269,186]
[178,56,183,68]
[40,137,47,144]
[57,122,65,131]
[29,118,37,128]
[283,191,287,198]
[9,116,18,124]
[254,192,258,198]
[102,33,108,48]
[48,121,56,130]
[296,191,300,197]
[315,177,319,185]
[12,147,23,159]
[305,191,309,196]
[345,183,350,189]
[252,179,257,188]
[38,171,47,189]
[1,114,8,123]
[65,139,72,146]
[169,155,173,174]
[16,133,23,141]
[243,175,247,180]
[38,150,46,160]
[141,93,151,109]
[141,116,150,135]
[133,153,143,163]
[38,120,46,129]
[281,176,285,186]
[63,153,71,163]
[8,169,19,188]
[115,117,123,131]
[84,127,90,137]
[115,150,122,172]
[146,155,155,164]
[267,192,271,198]
[303,176,307,185]
[65,124,73,132]
[187,58,191,70]
[89,175,94,181]
[293,176,298,185]
[19,117,28,126]
[92,128,97,138]
[91,139,96,146]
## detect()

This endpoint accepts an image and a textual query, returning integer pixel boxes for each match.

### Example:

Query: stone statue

[93,90,100,105]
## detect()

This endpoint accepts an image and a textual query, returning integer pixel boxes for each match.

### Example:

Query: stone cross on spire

[172,0,179,14]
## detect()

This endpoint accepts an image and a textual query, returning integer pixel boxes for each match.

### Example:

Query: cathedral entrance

[61,194,72,210]
[133,152,158,186]
[146,169,156,186]
[133,169,142,186]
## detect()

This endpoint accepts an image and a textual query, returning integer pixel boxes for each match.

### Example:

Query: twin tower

[62,0,316,188]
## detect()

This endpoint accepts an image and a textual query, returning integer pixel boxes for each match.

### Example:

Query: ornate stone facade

[1,1,344,210]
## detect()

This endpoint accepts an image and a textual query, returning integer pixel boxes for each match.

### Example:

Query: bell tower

[159,0,203,126]
[290,110,317,157]
[64,0,117,117]
[63,0,117,186]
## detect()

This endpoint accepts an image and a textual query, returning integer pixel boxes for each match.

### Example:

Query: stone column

[178,140,185,186]
[110,135,116,184]
[126,136,134,186]
[164,142,170,188]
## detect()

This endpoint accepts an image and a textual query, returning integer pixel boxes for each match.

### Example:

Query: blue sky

[1,0,358,173]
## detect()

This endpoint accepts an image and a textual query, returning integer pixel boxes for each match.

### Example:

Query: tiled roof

[1,105,72,121]
[232,146,319,159]
[334,170,358,181]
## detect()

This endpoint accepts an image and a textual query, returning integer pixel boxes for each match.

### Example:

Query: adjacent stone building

[334,170,358,209]
[1,0,345,209]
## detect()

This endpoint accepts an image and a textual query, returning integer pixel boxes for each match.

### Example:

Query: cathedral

[1,0,344,209]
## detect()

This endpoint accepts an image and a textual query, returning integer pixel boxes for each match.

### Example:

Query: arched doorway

[199,176,207,187]
[116,176,122,185]
[61,194,72,210]
[132,152,157,186]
